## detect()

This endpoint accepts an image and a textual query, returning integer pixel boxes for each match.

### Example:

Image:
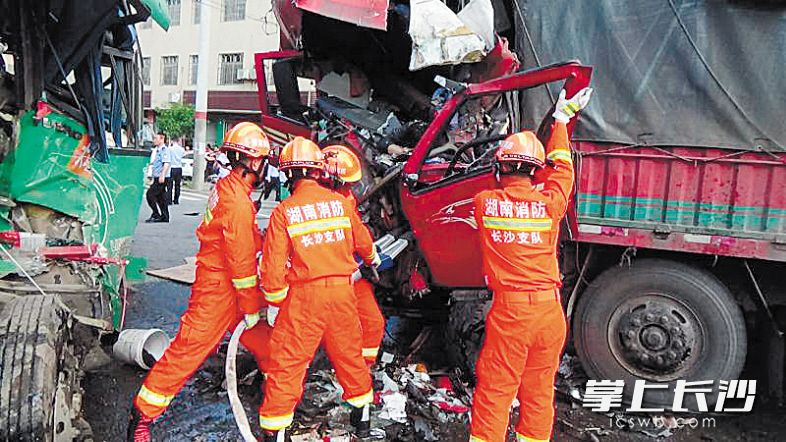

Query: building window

[167,0,181,26]
[189,55,199,85]
[161,56,179,86]
[140,17,152,29]
[192,0,200,24]
[222,0,246,22]
[142,57,151,86]
[218,53,243,85]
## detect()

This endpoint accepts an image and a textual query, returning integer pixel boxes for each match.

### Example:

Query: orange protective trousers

[354,278,385,364]
[134,272,272,419]
[258,277,373,431]
[470,290,566,442]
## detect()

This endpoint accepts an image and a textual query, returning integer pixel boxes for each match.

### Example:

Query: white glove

[267,306,280,327]
[244,312,260,329]
[552,87,593,123]
[370,252,382,269]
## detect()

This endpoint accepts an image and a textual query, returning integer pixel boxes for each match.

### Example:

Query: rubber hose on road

[226,322,256,442]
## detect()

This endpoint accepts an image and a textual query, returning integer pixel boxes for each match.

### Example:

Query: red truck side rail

[572,142,786,262]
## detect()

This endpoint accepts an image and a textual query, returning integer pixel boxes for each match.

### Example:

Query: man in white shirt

[215,152,232,179]
[168,139,186,204]
[146,132,171,222]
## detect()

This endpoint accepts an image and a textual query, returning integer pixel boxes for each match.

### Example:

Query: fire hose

[226,321,256,442]
[225,235,408,440]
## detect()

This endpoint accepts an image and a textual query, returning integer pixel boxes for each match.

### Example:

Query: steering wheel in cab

[446,134,509,177]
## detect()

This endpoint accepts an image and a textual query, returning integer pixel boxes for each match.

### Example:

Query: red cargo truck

[256,0,786,408]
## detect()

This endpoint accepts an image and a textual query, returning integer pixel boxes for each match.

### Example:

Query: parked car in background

[182,151,194,179]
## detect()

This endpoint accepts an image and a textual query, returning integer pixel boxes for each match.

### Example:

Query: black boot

[350,404,371,438]
[262,429,287,442]
[126,407,153,442]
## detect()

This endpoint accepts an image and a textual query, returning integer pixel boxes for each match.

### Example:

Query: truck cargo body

[572,142,786,262]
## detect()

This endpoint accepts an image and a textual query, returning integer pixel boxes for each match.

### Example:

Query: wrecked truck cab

[0,0,165,439]
[255,48,592,292]
[401,61,592,287]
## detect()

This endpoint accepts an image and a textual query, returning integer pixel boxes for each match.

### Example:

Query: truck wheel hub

[617,301,694,374]
[640,325,669,351]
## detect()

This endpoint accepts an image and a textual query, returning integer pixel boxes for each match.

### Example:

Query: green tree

[155,103,195,141]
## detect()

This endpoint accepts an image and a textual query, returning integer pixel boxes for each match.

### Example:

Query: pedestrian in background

[140,120,154,149]
[263,157,281,201]
[215,150,232,179]
[204,143,215,182]
[145,132,171,223]
[168,138,185,205]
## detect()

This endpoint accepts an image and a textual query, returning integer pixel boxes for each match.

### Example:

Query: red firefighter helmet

[279,137,324,171]
[220,122,271,158]
[323,145,362,183]
[494,131,546,169]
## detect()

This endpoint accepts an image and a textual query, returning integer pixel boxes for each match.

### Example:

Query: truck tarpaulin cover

[515,0,786,150]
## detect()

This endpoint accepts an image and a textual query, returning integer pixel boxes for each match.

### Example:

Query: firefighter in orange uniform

[469,88,593,442]
[128,122,273,442]
[322,144,386,366]
[258,137,380,441]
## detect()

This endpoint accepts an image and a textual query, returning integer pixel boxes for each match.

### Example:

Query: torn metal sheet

[0,110,148,327]
[408,0,487,71]
[457,0,495,51]
[296,0,389,31]
[141,0,172,30]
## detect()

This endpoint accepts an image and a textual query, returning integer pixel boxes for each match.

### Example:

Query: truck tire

[444,297,492,381]
[573,259,747,410]
[0,295,69,441]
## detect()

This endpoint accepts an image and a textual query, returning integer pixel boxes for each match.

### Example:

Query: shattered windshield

[422,89,532,182]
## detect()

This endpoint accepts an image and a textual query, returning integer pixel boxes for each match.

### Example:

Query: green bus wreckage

[0,1,168,439]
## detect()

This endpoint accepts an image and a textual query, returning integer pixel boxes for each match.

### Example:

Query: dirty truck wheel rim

[608,293,703,381]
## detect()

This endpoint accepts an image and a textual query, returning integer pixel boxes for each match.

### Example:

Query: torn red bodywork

[275,0,390,49]
[296,0,389,30]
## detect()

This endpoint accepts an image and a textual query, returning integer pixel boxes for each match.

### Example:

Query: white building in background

[137,0,279,145]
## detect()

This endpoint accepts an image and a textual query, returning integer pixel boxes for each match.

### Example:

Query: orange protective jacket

[336,186,385,363]
[196,167,265,314]
[473,122,574,292]
[260,179,377,304]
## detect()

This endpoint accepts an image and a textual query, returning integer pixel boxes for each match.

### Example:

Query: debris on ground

[285,360,471,440]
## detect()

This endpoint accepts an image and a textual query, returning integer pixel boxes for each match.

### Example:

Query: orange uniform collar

[229,167,256,192]
[499,174,535,189]
[292,178,322,193]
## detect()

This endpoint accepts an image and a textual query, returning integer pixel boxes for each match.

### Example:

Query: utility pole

[192,0,211,191]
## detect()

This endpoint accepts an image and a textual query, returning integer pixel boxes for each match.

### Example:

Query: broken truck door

[399,62,592,288]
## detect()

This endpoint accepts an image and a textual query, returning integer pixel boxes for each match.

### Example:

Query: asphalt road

[82,187,786,441]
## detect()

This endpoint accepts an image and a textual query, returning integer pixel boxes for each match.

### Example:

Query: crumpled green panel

[0,112,97,222]
[0,110,149,330]
[141,0,171,30]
